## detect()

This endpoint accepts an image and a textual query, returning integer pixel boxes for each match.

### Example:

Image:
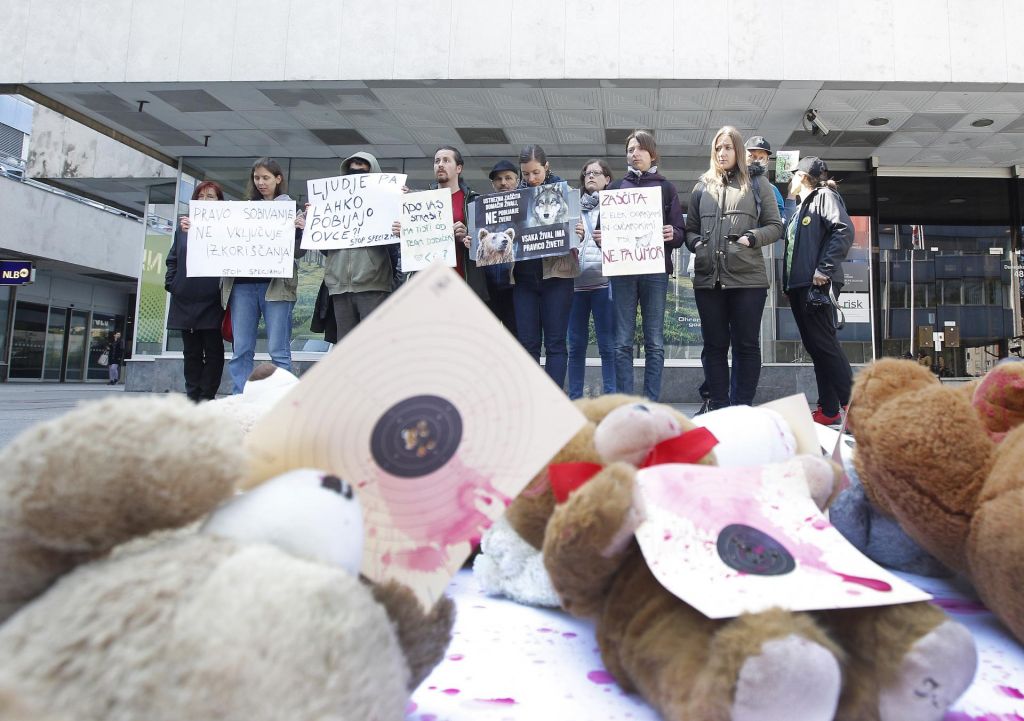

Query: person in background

[168,180,226,401]
[782,156,853,426]
[219,157,305,394]
[483,159,519,334]
[686,126,783,411]
[512,144,578,389]
[107,331,125,385]
[603,130,685,401]
[567,159,615,399]
[325,152,395,342]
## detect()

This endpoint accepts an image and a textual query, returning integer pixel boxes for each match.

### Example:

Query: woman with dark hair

[512,144,578,389]
[686,126,783,410]
[603,130,685,401]
[168,180,226,401]
[782,156,853,425]
[220,158,305,393]
[567,158,615,399]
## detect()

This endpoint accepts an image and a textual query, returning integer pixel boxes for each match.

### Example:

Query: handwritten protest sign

[301,173,406,250]
[599,186,665,276]
[776,150,800,183]
[400,189,455,272]
[469,181,578,266]
[186,200,295,278]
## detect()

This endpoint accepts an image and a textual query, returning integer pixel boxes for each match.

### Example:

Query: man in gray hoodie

[324,152,395,341]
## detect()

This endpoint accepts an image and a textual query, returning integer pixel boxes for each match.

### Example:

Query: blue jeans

[567,285,616,399]
[610,273,668,401]
[694,286,767,407]
[512,267,574,389]
[228,282,294,394]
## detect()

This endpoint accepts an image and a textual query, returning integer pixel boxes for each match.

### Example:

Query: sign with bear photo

[469,181,579,266]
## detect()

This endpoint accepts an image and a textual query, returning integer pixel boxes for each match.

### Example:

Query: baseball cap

[488,159,518,180]
[744,136,772,155]
[796,156,828,180]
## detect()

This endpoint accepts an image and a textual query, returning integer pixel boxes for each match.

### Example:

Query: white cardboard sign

[186,200,295,278]
[599,186,665,276]
[301,173,406,250]
[400,189,456,272]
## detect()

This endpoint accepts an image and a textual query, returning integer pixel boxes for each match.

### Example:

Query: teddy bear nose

[321,475,353,499]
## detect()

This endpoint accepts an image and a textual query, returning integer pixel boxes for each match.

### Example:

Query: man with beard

[322,152,396,341]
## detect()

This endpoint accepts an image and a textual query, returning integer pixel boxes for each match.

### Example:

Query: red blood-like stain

[448,654,464,661]
[942,713,1024,721]
[811,518,830,530]
[537,627,553,633]
[562,632,577,638]
[420,715,438,721]
[931,598,988,614]
[442,688,460,695]
[405,701,417,714]
[587,670,615,685]
[998,686,1024,699]
[476,698,517,705]
[835,573,892,592]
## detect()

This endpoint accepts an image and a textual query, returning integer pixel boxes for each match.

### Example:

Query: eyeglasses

[583,171,607,179]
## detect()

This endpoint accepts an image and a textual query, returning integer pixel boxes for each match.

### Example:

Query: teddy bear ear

[0,396,244,620]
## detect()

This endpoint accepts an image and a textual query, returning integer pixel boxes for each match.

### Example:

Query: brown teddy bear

[849,357,1024,645]
[506,394,977,721]
[0,395,454,721]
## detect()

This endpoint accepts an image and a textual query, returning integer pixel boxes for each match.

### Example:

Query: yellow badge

[801,216,811,226]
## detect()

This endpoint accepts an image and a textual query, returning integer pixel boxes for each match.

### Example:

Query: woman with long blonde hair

[685,126,783,410]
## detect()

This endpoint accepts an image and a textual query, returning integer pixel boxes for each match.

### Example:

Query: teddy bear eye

[321,475,353,499]
[632,404,651,413]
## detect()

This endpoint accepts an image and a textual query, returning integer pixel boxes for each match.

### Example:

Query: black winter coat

[782,187,853,292]
[165,229,225,330]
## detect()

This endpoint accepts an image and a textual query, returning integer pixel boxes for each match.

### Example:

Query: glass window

[0,286,10,375]
[9,301,47,379]
[137,182,176,355]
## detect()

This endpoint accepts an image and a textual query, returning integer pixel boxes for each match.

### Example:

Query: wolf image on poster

[529,184,569,226]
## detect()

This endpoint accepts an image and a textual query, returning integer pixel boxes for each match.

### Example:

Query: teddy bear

[849,356,1024,645]
[487,393,976,721]
[0,394,454,721]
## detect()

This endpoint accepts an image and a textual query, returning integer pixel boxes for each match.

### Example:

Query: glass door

[42,306,68,381]
[64,310,89,381]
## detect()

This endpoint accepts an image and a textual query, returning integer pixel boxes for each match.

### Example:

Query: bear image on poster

[476,227,516,265]
[529,184,569,227]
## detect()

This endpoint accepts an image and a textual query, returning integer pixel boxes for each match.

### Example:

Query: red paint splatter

[476,698,517,705]
[386,545,449,572]
[811,518,830,530]
[405,701,417,714]
[420,715,438,721]
[448,653,464,661]
[943,713,1024,721]
[998,685,1024,699]
[562,632,577,638]
[442,688,460,695]
[537,627,553,633]
[931,598,988,615]
[835,573,892,592]
[587,670,615,685]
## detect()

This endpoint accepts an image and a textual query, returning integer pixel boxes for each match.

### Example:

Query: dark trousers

[787,287,853,416]
[332,291,390,342]
[694,286,767,407]
[485,286,517,336]
[181,328,225,401]
[512,271,574,389]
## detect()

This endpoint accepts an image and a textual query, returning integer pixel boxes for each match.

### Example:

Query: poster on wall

[400,189,456,272]
[186,200,296,278]
[301,173,406,250]
[598,186,665,276]
[469,182,578,266]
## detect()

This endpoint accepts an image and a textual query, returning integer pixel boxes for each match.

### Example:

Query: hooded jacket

[782,186,853,292]
[685,170,783,290]
[606,168,686,275]
[323,152,395,296]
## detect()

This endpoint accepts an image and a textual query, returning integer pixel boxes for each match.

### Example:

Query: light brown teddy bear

[510,394,977,721]
[850,357,1024,645]
[0,395,454,721]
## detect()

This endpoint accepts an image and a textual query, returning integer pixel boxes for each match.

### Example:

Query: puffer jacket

[782,186,853,292]
[220,193,304,308]
[323,151,394,295]
[685,171,783,289]
[575,201,606,290]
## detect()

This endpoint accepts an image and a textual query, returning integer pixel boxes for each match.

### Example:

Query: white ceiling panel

[360,127,417,144]
[554,128,604,144]
[655,129,706,145]
[656,111,709,129]
[444,107,503,127]
[487,87,549,109]
[860,91,935,113]
[392,108,452,126]
[605,110,656,128]
[542,87,602,110]
[948,114,1020,133]
[407,127,463,146]
[603,88,658,110]
[848,111,913,131]
[911,147,967,164]
[919,92,990,113]
[707,110,764,130]
[431,88,491,111]
[881,131,942,148]
[713,87,776,111]
[496,110,552,127]
[372,88,437,108]
[550,109,603,128]
[505,128,558,145]
[812,90,876,113]
[658,86,718,111]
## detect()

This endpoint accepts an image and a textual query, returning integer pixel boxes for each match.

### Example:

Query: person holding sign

[603,130,685,401]
[568,159,616,399]
[167,180,225,401]
[322,152,397,342]
[220,158,305,394]
[686,126,783,411]
[512,145,578,389]
[782,157,853,426]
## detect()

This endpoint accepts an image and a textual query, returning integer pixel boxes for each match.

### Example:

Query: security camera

[804,109,830,137]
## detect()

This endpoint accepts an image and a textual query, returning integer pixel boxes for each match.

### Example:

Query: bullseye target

[370,395,462,477]
[716,523,795,576]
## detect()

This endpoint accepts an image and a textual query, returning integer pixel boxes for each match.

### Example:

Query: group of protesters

[167,126,854,425]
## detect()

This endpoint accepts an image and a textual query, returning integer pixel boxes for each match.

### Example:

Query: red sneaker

[812,407,842,426]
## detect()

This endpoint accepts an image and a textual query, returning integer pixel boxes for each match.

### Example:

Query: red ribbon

[547,426,719,504]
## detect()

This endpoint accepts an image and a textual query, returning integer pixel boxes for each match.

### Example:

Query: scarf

[625,164,659,182]
[580,191,600,211]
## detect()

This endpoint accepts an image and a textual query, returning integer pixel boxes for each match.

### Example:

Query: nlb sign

[0,261,34,286]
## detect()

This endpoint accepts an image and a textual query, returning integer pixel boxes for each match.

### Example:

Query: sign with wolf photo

[470,181,578,266]
[400,189,455,272]
[186,200,296,278]
[300,172,407,250]
[599,186,665,276]
[776,150,800,183]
